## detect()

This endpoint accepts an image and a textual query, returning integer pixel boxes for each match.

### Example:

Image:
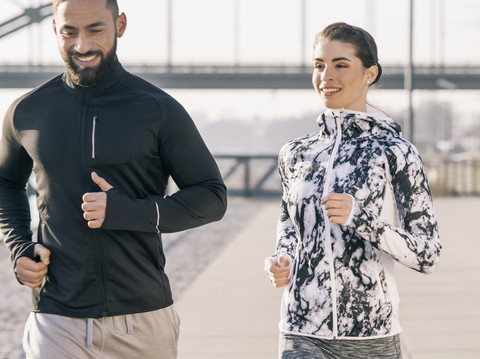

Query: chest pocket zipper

[92,115,98,159]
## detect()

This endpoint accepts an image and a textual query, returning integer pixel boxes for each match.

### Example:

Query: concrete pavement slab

[176,197,480,359]
[176,200,283,359]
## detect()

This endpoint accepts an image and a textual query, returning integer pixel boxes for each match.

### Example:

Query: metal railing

[425,157,480,196]
[215,155,280,197]
[216,154,480,197]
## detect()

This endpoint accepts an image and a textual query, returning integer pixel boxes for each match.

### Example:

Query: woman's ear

[52,18,58,36]
[366,65,379,85]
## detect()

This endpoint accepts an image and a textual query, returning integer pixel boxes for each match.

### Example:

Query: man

[0,0,227,357]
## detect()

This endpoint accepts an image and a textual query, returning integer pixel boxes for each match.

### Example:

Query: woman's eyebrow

[313,57,352,62]
[332,57,352,62]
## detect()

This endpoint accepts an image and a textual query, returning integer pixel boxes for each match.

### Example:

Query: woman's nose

[320,65,333,81]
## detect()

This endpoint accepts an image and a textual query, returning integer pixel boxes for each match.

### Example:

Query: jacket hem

[33,300,175,319]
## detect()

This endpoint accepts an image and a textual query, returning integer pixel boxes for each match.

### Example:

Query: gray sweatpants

[23,306,180,359]
[279,332,402,359]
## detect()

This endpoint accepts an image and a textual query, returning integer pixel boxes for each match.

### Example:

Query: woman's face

[312,40,376,112]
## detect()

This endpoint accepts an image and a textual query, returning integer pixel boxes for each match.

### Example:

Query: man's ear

[116,13,127,38]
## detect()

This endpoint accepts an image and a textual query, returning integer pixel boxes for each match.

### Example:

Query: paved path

[175,199,282,359]
[395,196,480,359]
[1,197,479,358]
[176,196,480,358]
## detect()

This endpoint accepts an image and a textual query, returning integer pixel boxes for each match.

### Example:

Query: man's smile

[72,53,100,67]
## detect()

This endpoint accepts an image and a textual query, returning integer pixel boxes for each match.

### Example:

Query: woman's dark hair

[313,22,382,85]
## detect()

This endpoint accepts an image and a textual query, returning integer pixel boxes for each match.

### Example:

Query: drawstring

[125,314,134,334]
[86,318,93,348]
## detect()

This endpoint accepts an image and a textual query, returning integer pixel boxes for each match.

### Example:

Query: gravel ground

[0,198,270,359]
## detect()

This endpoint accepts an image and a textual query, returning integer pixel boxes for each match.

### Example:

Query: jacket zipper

[322,110,343,339]
[92,115,97,159]
[94,229,109,316]
[85,108,108,315]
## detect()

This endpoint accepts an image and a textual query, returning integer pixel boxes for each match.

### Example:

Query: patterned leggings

[279,333,402,359]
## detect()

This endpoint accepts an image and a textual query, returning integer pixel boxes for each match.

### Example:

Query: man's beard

[63,41,117,88]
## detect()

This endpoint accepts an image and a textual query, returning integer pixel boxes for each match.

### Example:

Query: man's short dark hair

[53,0,119,19]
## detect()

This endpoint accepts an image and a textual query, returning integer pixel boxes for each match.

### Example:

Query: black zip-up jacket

[0,60,227,318]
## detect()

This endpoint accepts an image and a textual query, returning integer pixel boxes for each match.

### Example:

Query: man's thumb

[34,244,51,265]
[278,253,291,268]
[91,172,113,191]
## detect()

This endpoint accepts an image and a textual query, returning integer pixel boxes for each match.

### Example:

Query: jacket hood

[317,109,402,138]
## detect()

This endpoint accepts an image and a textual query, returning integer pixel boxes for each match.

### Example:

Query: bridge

[1,63,479,90]
[1,1,480,90]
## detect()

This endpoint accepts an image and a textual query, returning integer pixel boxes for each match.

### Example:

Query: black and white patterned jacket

[274,109,441,339]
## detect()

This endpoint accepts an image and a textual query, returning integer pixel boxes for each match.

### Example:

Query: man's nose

[73,33,93,54]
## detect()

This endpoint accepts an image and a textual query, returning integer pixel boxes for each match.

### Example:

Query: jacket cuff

[102,189,157,232]
[12,241,36,265]
[344,194,356,226]
[12,242,36,285]
[270,252,293,265]
[344,198,364,230]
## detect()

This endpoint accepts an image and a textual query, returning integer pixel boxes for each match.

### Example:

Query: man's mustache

[68,51,103,60]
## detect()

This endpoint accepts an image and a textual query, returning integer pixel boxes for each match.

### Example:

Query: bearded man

[0,1,227,358]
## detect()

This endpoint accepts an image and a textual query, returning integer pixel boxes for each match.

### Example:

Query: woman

[264,22,441,359]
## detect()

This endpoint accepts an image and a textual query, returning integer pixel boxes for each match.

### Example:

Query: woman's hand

[264,253,291,288]
[322,193,353,225]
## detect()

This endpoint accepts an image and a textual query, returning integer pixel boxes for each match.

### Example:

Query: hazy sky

[1,0,479,124]
[2,0,479,65]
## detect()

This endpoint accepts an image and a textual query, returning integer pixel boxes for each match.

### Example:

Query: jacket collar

[317,109,402,138]
[62,57,126,95]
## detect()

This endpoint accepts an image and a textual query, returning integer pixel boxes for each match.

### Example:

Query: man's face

[53,0,126,87]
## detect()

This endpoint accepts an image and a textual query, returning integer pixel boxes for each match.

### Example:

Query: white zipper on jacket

[321,110,343,338]
[92,115,97,159]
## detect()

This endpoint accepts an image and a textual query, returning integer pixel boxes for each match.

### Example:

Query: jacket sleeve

[0,101,36,266]
[346,142,441,274]
[101,97,227,233]
[272,150,298,261]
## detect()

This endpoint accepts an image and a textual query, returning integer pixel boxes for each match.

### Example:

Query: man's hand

[81,172,113,228]
[15,244,50,288]
[264,253,291,288]
[322,193,353,225]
